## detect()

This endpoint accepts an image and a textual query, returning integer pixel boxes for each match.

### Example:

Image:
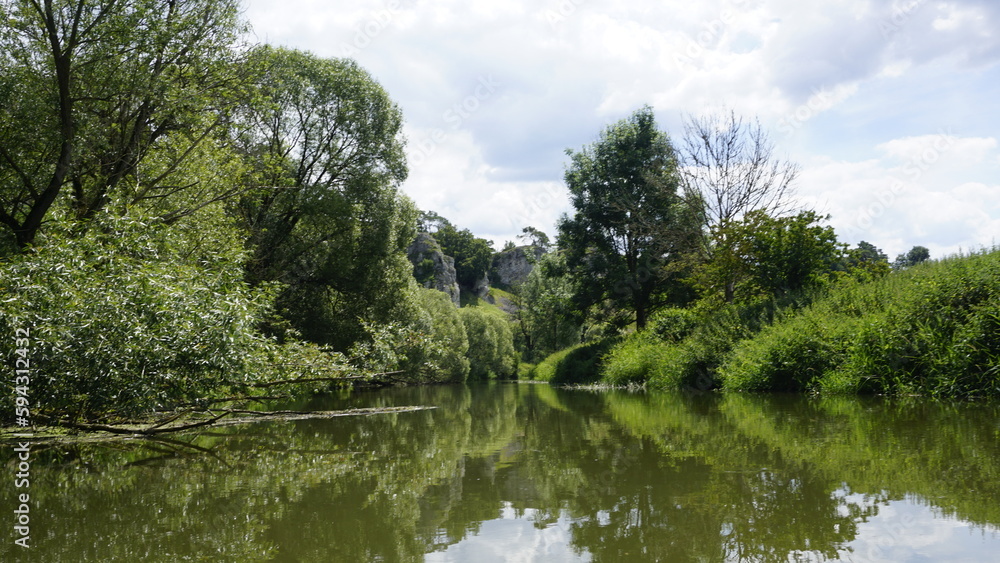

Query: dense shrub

[0,211,277,420]
[602,333,682,387]
[648,307,699,343]
[721,249,1000,398]
[531,338,617,385]
[459,306,518,380]
[720,315,858,391]
[602,299,790,390]
[414,289,470,382]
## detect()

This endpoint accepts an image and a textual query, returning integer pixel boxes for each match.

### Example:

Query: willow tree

[234,46,414,349]
[0,0,249,248]
[558,106,702,330]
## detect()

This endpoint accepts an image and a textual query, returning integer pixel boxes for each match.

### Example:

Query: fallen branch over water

[209,406,435,427]
[248,372,402,388]
[51,410,231,435]
[230,370,408,390]
[26,405,434,438]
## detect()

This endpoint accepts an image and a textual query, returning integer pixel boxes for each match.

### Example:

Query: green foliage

[0,210,276,419]
[603,308,700,388]
[346,298,468,385]
[434,224,494,289]
[893,245,931,270]
[235,46,414,351]
[530,344,581,382]
[648,307,698,343]
[531,338,618,384]
[840,241,891,280]
[518,226,551,250]
[413,258,437,285]
[721,313,858,392]
[558,106,702,330]
[414,289,470,382]
[459,306,517,380]
[599,291,820,390]
[602,333,684,387]
[417,209,452,233]
[692,210,842,303]
[0,0,249,247]
[511,251,581,363]
[721,248,1000,397]
[517,362,536,379]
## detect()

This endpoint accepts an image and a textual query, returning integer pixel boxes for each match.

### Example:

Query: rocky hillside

[407,232,546,306]
[407,232,461,306]
[491,245,545,290]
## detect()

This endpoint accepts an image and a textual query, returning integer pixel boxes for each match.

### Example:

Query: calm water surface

[3,383,1000,562]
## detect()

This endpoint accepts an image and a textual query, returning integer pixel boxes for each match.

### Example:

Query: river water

[3,383,1000,562]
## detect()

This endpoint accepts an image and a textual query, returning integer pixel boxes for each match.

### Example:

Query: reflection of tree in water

[510,390,863,562]
[2,385,999,562]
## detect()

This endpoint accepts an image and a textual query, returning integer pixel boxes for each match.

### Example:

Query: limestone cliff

[490,245,546,290]
[407,232,460,306]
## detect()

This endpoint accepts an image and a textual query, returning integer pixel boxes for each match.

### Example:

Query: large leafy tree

[842,241,890,279]
[0,0,248,248]
[691,210,842,303]
[558,106,702,330]
[459,306,518,380]
[893,245,930,270]
[234,46,413,349]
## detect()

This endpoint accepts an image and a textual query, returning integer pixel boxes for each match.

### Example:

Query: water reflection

[2,384,999,562]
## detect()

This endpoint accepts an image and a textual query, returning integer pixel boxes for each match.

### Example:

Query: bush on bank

[722,249,1000,397]
[0,210,280,420]
[531,338,617,385]
[596,248,1000,398]
[459,305,518,380]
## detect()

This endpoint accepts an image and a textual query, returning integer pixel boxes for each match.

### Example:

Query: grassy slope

[599,248,1000,398]
[529,339,617,384]
[722,248,1000,397]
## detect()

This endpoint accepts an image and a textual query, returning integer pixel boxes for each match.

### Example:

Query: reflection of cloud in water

[425,503,592,563]
[793,493,1000,563]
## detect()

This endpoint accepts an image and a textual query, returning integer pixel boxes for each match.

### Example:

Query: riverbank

[537,247,1000,398]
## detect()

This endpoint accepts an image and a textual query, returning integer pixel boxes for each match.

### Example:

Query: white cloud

[245,0,1000,253]
[426,505,591,562]
[876,135,998,164]
[839,498,1000,563]
[796,132,1000,258]
[403,126,571,246]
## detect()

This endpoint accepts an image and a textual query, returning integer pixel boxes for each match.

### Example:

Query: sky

[243,0,1000,259]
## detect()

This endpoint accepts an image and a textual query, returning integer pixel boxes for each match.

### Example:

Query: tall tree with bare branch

[680,110,799,228]
[679,110,800,302]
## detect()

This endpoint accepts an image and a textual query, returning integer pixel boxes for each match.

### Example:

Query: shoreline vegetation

[2,1,998,432]
[534,246,1000,399]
